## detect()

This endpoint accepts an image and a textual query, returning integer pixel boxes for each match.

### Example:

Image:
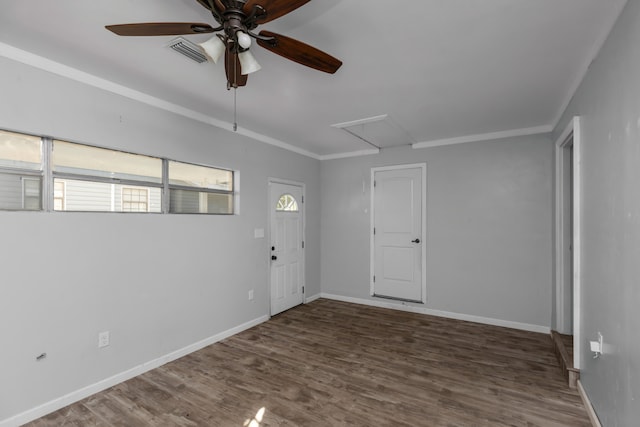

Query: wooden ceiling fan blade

[225,49,248,87]
[243,0,311,24]
[257,31,342,74]
[105,23,215,36]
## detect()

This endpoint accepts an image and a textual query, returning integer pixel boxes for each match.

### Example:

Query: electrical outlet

[98,331,110,348]
[248,290,254,301]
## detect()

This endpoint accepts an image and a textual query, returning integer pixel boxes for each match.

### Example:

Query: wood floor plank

[25,299,591,426]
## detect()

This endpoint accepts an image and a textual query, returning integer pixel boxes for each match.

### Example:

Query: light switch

[254,228,265,238]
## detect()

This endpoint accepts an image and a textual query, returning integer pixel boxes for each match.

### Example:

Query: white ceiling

[0,0,628,158]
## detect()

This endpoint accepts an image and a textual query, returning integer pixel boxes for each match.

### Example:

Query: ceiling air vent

[167,37,208,64]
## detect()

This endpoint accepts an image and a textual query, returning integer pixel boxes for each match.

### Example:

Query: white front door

[371,164,426,303]
[269,182,304,315]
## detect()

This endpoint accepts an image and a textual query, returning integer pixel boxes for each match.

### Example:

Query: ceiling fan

[105,0,343,89]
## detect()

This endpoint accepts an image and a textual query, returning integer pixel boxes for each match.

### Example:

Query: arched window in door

[276,193,299,212]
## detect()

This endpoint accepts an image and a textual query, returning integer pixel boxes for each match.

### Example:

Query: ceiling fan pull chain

[233,46,238,132]
[233,87,238,132]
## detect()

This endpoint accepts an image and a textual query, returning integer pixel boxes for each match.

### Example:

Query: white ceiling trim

[331,115,390,128]
[0,42,320,160]
[412,125,552,150]
[550,0,629,131]
[319,148,380,161]
[319,123,553,160]
[234,126,319,159]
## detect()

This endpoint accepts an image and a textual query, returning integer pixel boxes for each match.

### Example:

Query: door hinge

[373,275,376,283]
[301,195,304,203]
[302,286,305,293]
[373,227,376,235]
[302,241,305,249]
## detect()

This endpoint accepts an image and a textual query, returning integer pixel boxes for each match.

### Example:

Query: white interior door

[269,182,304,316]
[371,164,426,303]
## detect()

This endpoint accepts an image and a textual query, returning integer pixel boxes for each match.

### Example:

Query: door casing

[554,116,582,369]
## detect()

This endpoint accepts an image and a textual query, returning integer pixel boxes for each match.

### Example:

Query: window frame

[0,130,238,215]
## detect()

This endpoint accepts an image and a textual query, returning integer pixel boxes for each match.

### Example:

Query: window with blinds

[168,160,234,214]
[51,140,162,212]
[0,129,237,215]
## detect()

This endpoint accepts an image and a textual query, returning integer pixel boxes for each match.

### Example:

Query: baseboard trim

[578,380,602,427]
[320,293,550,334]
[305,293,321,304]
[0,315,269,427]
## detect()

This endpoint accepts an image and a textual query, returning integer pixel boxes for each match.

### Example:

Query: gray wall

[554,0,640,425]
[320,136,554,328]
[9,2,640,420]
[0,56,321,422]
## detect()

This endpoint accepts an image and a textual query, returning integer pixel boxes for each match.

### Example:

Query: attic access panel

[331,115,416,149]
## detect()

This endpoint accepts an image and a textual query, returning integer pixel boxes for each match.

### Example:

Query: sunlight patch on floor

[244,406,266,427]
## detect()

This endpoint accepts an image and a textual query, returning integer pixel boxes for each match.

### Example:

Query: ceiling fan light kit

[237,49,262,74]
[236,31,252,49]
[106,0,342,89]
[199,35,226,63]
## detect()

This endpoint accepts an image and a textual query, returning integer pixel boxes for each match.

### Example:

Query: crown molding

[412,125,552,149]
[0,42,320,160]
[318,148,380,161]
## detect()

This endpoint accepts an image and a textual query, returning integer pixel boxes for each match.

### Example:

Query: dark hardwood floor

[26,299,591,426]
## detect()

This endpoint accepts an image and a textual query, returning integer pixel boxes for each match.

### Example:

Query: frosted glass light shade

[199,36,225,63]
[237,31,252,49]
[238,50,261,75]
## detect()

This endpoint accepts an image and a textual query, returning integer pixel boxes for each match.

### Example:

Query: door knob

[271,255,277,260]
[412,238,421,243]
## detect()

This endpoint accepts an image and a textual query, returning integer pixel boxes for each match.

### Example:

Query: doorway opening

[554,116,582,378]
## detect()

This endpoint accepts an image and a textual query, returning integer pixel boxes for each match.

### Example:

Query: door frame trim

[370,163,427,303]
[554,116,582,369]
[267,178,306,316]
[554,122,573,335]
